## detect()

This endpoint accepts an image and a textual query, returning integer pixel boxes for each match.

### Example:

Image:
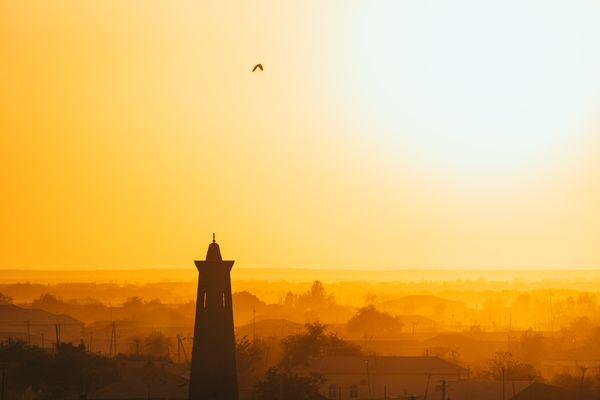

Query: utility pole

[424,374,431,400]
[55,323,61,351]
[501,367,505,400]
[80,327,86,350]
[109,322,117,357]
[440,380,446,400]
[1,366,5,400]
[25,320,31,345]
[253,308,256,342]
[365,360,372,400]
[549,292,554,332]
[179,336,189,363]
[279,373,283,400]
[580,366,588,396]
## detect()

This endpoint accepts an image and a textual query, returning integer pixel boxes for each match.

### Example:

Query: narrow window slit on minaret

[203,291,207,309]
[222,292,226,307]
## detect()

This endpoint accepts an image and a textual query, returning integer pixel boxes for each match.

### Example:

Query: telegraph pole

[502,367,505,400]
[109,322,117,356]
[55,323,61,351]
[25,320,31,345]
[549,292,554,332]
[0,365,5,400]
[253,308,256,342]
[365,360,372,400]
[424,374,431,400]
[580,366,588,397]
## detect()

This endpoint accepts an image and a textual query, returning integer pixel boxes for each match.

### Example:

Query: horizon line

[1,266,600,272]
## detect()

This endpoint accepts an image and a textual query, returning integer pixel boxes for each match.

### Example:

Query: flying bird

[252,63,263,72]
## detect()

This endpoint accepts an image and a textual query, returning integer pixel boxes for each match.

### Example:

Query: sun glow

[3,1,600,269]
[340,0,600,180]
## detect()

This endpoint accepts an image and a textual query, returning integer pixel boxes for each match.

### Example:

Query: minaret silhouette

[189,235,238,400]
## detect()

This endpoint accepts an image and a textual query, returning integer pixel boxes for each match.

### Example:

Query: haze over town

[3,1,600,400]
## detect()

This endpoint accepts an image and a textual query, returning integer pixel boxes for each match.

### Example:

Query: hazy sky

[2,1,600,269]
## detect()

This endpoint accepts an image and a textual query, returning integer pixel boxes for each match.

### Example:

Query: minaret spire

[190,236,238,400]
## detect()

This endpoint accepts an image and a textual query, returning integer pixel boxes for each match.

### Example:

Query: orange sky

[2,1,600,270]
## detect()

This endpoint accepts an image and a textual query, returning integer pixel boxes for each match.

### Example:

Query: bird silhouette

[252,63,263,72]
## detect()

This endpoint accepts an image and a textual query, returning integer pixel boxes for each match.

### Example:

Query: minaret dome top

[206,234,223,262]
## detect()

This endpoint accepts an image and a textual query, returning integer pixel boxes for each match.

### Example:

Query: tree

[484,352,536,381]
[123,296,144,308]
[253,367,326,400]
[518,329,545,365]
[32,293,63,312]
[0,340,117,400]
[298,281,335,309]
[143,331,172,359]
[236,335,267,376]
[346,305,402,334]
[0,292,12,304]
[279,322,361,369]
[46,342,118,399]
[233,291,267,313]
[551,372,599,395]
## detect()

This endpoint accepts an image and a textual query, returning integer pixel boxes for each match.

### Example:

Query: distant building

[310,355,467,400]
[188,236,238,400]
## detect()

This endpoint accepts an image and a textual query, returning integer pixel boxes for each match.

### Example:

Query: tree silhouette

[142,331,172,359]
[0,340,117,400]
[484,351,536,381]
[279,322,361,369]
[346,305,402,334]
[0,292,13,304]
[236,335,267,375]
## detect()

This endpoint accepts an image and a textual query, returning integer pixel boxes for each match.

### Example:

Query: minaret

[189,235,238,400]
